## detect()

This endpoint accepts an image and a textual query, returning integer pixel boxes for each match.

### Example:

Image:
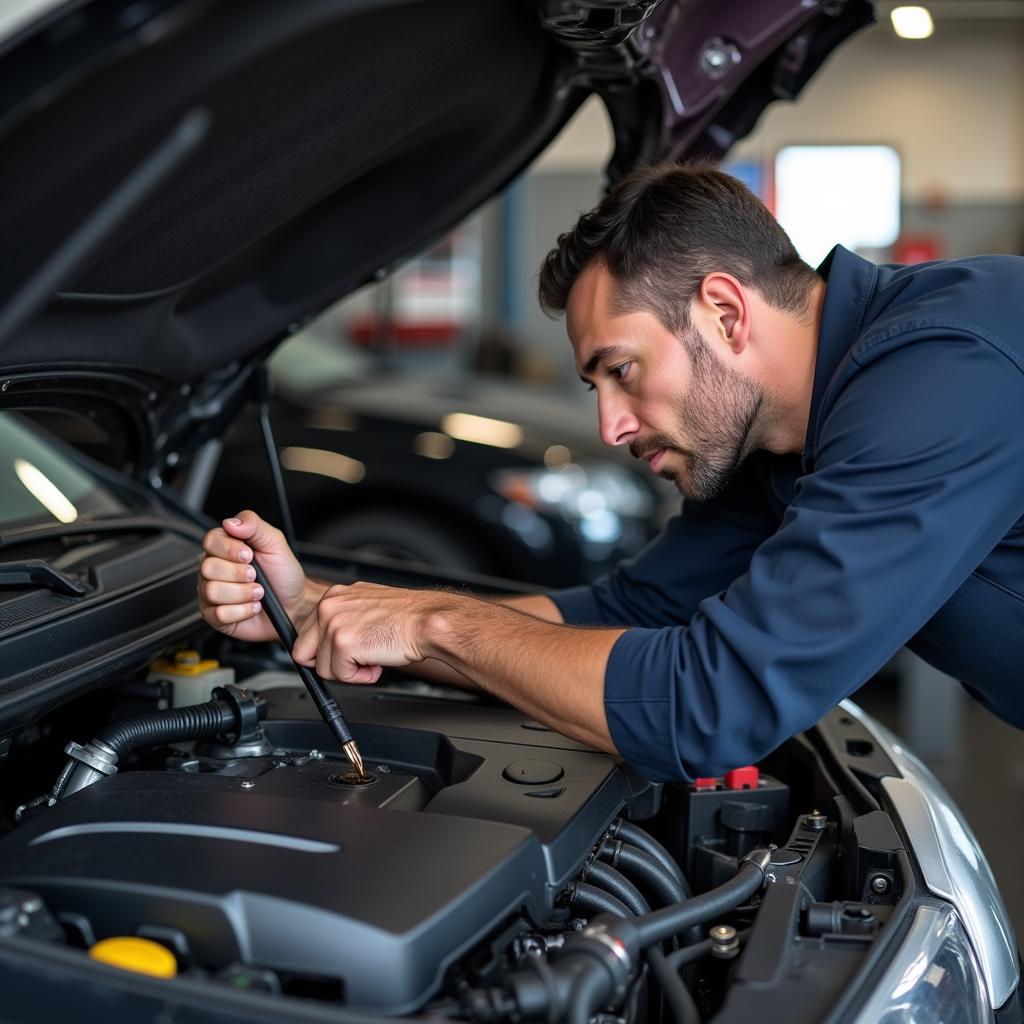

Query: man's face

[568,262,766,502]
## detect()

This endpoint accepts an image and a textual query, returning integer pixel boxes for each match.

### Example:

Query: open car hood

[0,0,873,481]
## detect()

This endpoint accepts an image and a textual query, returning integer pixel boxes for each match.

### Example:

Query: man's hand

[198,510,325,642]
[292,582,445,684]
[292,580,621,753]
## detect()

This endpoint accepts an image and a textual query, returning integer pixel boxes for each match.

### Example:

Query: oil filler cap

[503,759,564,785]
[89,936,177,978]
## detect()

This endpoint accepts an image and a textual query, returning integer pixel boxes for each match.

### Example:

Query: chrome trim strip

[840,699,1020,1009]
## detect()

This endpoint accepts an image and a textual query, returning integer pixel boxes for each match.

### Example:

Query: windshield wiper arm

[0,559,87,597]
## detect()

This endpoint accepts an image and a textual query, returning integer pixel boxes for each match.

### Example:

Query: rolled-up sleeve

[603,334,1024,782]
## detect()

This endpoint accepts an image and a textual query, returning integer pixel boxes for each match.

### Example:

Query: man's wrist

[419,593,473,663]
[294,577,329,630]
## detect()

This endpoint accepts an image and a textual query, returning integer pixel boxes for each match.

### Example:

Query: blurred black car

[206,332,673,587]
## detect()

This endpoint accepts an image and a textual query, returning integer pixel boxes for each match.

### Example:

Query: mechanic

[198,162,1024,782]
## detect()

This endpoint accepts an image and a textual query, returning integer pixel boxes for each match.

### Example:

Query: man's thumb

[222,514,255,538]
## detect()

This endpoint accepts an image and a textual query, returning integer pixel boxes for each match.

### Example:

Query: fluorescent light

[891,6,934,39]
[441,413,523,449]
[14,459,77,523]
[280,447,365,484]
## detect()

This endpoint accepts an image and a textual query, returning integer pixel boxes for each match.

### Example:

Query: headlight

[841,700,1019,1015]
[851,903,991,1023]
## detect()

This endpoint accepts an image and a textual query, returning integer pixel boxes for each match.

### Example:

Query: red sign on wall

[894,234,942,265]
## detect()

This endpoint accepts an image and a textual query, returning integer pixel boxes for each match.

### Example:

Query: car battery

[665,766,790,892]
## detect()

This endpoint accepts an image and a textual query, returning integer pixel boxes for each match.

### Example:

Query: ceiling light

[891,5,934,39]
[441,413,523,449]
[280,447,365,484]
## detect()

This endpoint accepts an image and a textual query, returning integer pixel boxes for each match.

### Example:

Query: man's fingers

[235,509,289,557]
[199,580,264,606]
[202,529,254,565]
[199,556,257,584]
[347,664,383,685]
[208,601,262,625]
[292,613,321,665]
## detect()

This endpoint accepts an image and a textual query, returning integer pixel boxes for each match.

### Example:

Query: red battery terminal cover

[692,777,719,790]
[724,765,760,790]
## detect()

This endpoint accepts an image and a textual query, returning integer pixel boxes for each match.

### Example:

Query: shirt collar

[801,244,878,471]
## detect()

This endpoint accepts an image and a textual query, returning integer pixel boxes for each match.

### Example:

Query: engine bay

[0,657,913,1023]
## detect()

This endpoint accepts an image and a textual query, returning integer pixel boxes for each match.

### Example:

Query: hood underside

[1,0,588,384]
[0,0,873,476]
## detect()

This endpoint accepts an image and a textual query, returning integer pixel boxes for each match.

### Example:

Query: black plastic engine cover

[0,681,655,1011]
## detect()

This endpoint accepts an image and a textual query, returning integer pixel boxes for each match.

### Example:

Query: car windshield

[0,413,126,531]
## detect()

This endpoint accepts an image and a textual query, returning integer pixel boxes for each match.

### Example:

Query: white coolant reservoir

[147,650,235,707]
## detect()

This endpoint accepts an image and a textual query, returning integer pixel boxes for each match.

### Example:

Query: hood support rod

[254,360,297,551]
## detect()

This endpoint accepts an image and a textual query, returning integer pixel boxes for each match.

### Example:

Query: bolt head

[240,780,256,790]
[870,874,890,894]
[699,39,741,80]
[710,925,737,942]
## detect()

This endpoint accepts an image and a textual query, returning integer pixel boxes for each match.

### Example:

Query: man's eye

[612,361,632,381]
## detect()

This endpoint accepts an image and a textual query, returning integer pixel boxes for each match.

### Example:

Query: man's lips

[644,449,667,472]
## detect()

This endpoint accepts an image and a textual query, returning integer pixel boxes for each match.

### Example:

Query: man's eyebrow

[578,344,627,384]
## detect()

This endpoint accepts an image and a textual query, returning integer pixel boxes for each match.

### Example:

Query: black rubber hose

[570,883,631,919]
[611,821,690,896]
[584,861,651,916]
[569,885,649,1024]
[633,861,765,948]
[645,948,700,1024]
[567,966,611,1024]
[666,928,751,971]
[666,937,713,971]
[599,841,703,950]
[600,841,686,907]
[584,861,660,1023]
[95,699,236,758]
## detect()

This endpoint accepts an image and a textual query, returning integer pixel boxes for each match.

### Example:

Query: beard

[630,325,766,502]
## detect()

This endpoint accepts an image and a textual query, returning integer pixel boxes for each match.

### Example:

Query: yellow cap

[149,650,220,676]
[89,937,178,978]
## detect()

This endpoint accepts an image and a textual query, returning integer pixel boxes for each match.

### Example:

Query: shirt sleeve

[549,451,781,628]
[604,334,1024,782]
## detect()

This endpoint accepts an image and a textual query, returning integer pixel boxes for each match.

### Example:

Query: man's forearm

[422,596,622,752]
[400,593,565,691]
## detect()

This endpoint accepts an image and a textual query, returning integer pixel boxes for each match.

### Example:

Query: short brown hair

[538,162,819,332]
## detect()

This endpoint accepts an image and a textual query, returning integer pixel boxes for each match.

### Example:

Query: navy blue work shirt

[551,245,1024,783]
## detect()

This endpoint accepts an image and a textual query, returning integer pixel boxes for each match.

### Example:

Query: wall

[507,15,1024,385]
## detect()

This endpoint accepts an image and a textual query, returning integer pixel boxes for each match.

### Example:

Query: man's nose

[598,392,639,447]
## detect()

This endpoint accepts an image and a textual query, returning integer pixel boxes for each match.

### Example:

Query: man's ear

[698,273,750,354]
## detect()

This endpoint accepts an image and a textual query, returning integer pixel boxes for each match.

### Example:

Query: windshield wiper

[0,559,87,597]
